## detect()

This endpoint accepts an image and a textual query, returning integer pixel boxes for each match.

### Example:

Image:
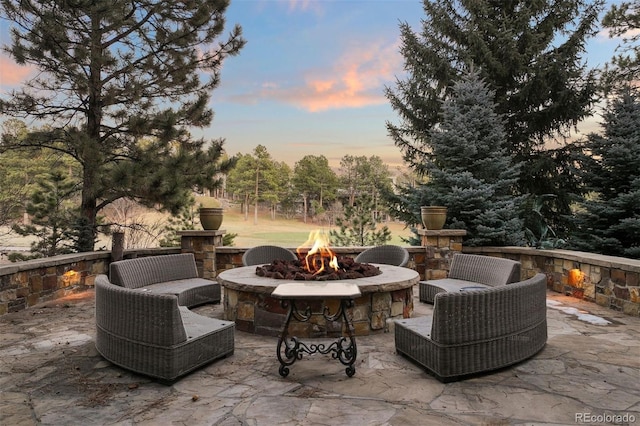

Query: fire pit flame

[296,230,339,275]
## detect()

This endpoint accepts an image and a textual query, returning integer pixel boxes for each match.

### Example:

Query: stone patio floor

[1,286,639,426]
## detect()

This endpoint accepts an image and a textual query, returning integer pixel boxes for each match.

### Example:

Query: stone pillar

[177,230,226,279]
[417,229,467,280]
[111,231,125,262]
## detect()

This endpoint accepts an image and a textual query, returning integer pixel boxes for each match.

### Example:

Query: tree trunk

[302,194,308,223]
[77,12,103,252]
[254,165,259,225]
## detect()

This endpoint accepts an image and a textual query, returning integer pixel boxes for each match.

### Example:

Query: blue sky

[0,0,625,169]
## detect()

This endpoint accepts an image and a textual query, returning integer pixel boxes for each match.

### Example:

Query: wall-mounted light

[62,269,80,285]
[568,269,584,287]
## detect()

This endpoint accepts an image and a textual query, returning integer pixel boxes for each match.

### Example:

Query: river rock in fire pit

[255,256,382,281]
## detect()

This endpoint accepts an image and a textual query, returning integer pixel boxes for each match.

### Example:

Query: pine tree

[601,2,640,92]
[12,171,79,258]
[385,0,601,237]
[0,1,245,251]
[424,70,525,246]
[572,89,640,258]
[330,194,391,247]
[292,156,339,223]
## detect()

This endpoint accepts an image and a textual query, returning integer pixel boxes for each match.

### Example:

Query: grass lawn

[221,206,414,247]
[0,204,415,253]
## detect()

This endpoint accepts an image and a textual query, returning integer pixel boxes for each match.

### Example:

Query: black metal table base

[277,299,357,378]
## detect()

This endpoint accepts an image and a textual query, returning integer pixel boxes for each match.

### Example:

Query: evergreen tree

[158,197,198,248]
[12,171,79,258]
[226,153,256,221]
[226,146,289,223]
[423,70,525,246]
[0,0,245,251]
[0,121,62,231]
[339,155,393,208]
[292,155,338,223]
[330,194,391,247]
[601,2,640,92]
[572,88,640,258]
[385,0,601,237]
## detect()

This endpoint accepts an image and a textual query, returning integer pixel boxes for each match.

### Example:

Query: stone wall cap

[177,230,227,236]
[417,229,467,236]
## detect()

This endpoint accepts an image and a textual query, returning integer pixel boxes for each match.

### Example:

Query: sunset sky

[0,0,625,170]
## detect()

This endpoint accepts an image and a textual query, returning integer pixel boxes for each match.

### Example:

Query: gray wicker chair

[396,273,548,382]
[419,253,520,304]
[95,275,234,383]
[242,245,297,266]
[355,245,410,267]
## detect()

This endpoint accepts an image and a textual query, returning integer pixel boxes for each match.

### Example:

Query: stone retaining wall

[465,247,640,317]
[1,239,638,317]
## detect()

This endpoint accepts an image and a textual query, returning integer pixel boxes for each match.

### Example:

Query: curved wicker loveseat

[395,273,548,382]
[95,276,234,383]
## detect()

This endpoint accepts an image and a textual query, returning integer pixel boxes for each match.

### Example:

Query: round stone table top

[217,264,419,295]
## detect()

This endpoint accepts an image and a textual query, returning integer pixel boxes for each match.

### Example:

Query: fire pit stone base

[218,264,419,337]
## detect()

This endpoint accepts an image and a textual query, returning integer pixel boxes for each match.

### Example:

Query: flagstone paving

[0,287,638,425]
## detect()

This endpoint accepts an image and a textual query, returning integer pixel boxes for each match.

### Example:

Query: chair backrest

[354,245,410,267]
[109,253,198,289]
[95,275,187,346]
[242,245,297,266]
[448,254,520,286]
[430,273,547,345]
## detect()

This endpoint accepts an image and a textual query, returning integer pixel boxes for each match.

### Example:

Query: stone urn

[199,207,223,230]
[421,206,447,230]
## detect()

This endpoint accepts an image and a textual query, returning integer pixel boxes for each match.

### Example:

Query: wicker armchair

[355,245,410,267]
[419,253,520,304]
[242,245,297,266]
[396,273,548,382]
[95,275,234,383]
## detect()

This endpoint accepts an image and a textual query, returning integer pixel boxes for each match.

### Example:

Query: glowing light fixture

[568,269,584,287]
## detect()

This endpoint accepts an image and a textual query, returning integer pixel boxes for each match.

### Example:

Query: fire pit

[255,257,382,280]
[217,231,419,337]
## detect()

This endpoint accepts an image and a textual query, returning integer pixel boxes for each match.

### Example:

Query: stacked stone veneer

[417,229,467,280]
[0,248,179,315]
[177,230,225,279]
[224,286,413,337]
[0,252,109,315]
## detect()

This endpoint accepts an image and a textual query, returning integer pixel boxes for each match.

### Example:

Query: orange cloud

[222,38,404,112]
[295,40,401,112]
[0,55,34,86]
[245,40,400,112]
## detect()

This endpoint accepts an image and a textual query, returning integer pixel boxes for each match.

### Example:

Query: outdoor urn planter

[197,196,224,230]
[199,207,223,230]
[421,206,447,230]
